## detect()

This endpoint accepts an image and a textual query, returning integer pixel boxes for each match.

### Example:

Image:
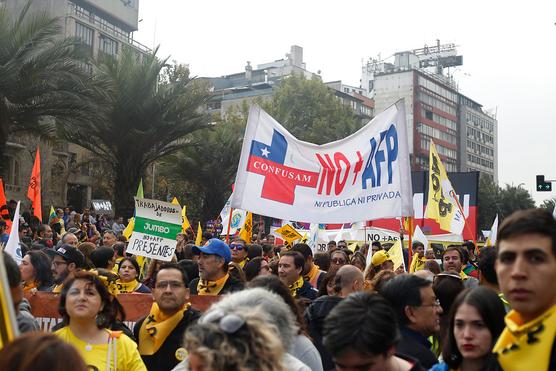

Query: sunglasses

[332,258,346,264]
[229,244,244,251]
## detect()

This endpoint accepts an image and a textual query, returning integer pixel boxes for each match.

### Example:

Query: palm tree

[160,107,246,222]
[63,48,211,217]
[0,1,99,170]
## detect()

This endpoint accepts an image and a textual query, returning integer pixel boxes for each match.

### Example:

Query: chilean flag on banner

[231,102,413,224]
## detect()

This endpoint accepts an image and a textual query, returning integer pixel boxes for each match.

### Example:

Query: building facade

[2,0,148,213]
[365,44,497,180]
[205,45,321,117]
[459,95,498,180]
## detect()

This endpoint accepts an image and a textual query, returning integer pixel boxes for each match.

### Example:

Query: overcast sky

[135,0,556,206]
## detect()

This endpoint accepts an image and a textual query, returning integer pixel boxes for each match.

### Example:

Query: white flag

[5,201,22,264]
[413,225,430,253]
[485,215,498,247]
[219,194,247,236]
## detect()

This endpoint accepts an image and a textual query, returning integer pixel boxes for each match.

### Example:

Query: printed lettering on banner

[127,197,182,261]
[231,101,413,223]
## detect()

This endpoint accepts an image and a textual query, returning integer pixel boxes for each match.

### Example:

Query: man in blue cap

[189,238,244,295]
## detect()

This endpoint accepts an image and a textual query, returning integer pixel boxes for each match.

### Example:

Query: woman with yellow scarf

[55,270,146,371]
[116,258,151,294]
[20,250,53,292]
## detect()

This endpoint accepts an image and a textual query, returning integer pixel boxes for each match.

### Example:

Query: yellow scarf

[138,302,190,355]
[493,305,556,371]
[116,279,139,294]
[289,276,304,298]
[22,281,38,293]
[304,264,319,282]
[238,258,249,268]
[197,274,229,295]
[409,255,426,273]
[52,284,63,293]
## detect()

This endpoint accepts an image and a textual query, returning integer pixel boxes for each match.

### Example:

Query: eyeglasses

[229,244,244,251]
[332,259,346,264]
[201,309,246,334]
[155,280,184,289]
[417,299,441,308]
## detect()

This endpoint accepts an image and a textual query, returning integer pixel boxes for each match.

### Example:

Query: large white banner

[231,101,413,223]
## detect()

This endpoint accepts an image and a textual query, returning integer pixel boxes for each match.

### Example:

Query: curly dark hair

[58,270,123,329]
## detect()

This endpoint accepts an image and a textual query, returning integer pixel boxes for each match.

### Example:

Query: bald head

[335,265,364,297]
[413,269,434,282]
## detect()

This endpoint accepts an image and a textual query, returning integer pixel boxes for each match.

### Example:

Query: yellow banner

[238,212,253,243]
[0,253,18,348]
[275,224,303,248]
[425,140,465,235]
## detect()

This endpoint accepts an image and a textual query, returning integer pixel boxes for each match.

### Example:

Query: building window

[99,35,118,56]
[75,22,94,57]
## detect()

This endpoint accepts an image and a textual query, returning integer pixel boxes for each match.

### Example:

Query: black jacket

[304,295,343,371]
[295,280,318,301]
[133,307,201,371]
[188,275,245,295]
[396,327,438,369]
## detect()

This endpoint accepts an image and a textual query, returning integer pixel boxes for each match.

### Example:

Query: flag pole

[225,207,234,244]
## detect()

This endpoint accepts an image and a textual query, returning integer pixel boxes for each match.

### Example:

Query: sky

[135,0,556,206]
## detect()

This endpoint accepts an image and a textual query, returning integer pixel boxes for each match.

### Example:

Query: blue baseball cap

[192,238,231,263]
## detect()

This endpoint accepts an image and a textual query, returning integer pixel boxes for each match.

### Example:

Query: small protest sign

[126,197,182,261]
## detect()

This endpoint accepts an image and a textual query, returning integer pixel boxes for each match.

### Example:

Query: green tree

[63,48,210,217]
[478,176,536,232]
[262,74,363,144]
[0,1,98,169]
[498,184,535,220]
[539,197,556,214]
[160,105,247,222]
[477,175,500,232]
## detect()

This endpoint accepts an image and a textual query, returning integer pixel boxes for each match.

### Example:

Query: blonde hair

[184,311,284,371]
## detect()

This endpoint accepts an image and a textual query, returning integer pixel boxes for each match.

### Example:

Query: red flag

[0,178,11,232]
[27,147,42,221]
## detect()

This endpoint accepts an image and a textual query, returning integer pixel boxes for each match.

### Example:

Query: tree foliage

[261,74,363,144]
[63,47,210,217]
[0,0,99,168]
[478,175,536,232]
[159,105,247,222]
[161,74,366,222]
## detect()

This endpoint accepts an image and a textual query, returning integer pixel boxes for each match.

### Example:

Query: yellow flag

[171,197,180,206]
[238,212,253,243]
[275,224,302,249]
[387,240,404,271]
[425,140,465,235]
[123,217,134,241]
[195,222,203,246]
[182,206,191,232]
[0,253,18,348]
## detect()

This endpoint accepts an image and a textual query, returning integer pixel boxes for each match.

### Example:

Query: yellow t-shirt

[55,326,146,371]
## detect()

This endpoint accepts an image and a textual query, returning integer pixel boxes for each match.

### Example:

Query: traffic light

[536,175,552,192]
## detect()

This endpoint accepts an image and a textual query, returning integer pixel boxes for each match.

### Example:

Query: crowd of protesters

[0,206,555,371]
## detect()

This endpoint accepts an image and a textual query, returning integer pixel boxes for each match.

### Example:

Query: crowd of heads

[0,207,555,370]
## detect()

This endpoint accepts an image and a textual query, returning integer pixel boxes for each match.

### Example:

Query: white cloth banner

[219,194,246,235]
[4,201,22,264]
[231,101,413,223]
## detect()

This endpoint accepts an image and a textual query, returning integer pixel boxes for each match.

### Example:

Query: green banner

[134,216,181,239]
